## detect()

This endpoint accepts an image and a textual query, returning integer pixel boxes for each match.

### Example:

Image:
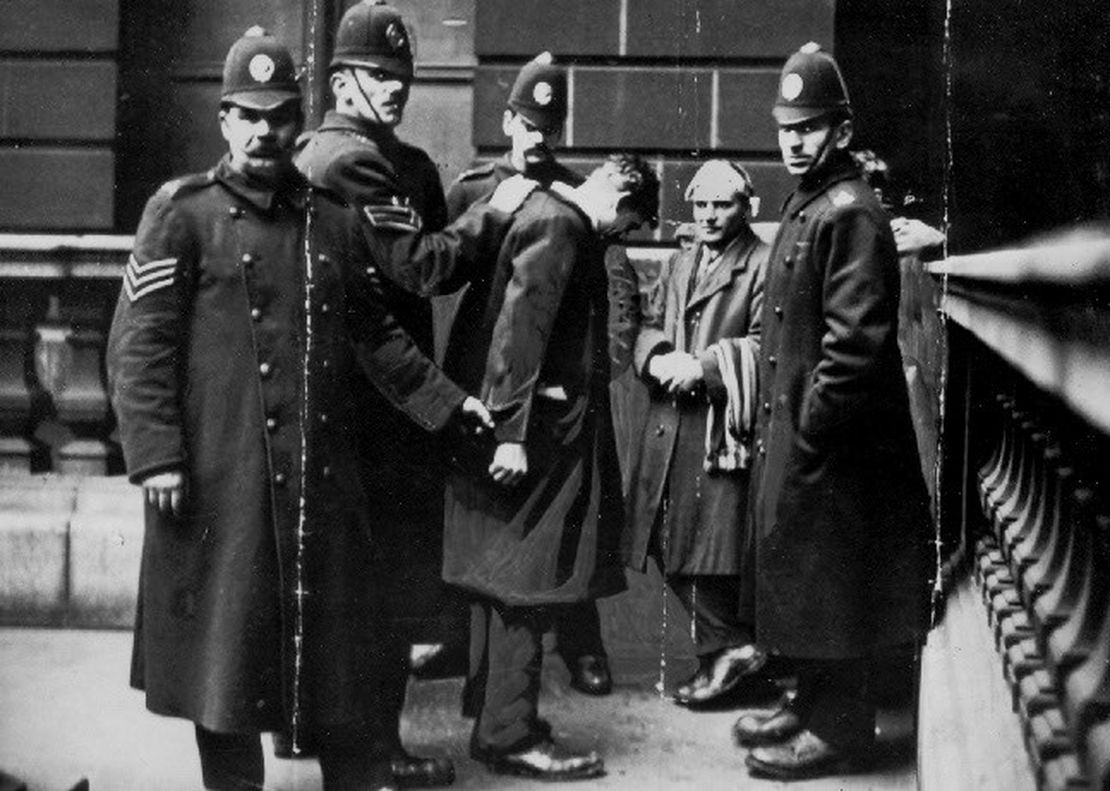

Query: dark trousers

[466,599,552,756]
[667,573,753,658]
[790,658,876,752]
[197,723,389,791]
[551,600,608,664]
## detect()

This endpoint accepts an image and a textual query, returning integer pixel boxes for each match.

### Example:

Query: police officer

[107,28,519,791]
[732,43,933,779]
[295,4,474,784]
[445,52,582,218]
[444,51,614,701]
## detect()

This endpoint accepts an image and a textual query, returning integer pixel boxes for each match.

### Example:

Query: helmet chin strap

[349,68,387,126]
[801,123,838,180]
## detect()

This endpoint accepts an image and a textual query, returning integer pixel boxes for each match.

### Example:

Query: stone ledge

[0,472,698,683]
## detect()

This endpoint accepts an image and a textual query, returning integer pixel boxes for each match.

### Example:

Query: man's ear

[833,118,854,150]
[330,70,350,102]
[501,109,515,138]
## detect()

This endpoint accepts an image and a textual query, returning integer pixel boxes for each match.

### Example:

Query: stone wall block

[68,476,142,627]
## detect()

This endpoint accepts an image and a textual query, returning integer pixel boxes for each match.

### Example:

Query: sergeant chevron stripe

[124,254,179,302]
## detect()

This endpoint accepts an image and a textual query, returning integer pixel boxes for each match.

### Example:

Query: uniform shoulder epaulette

[454,162,495,183]
[157,170,216,201]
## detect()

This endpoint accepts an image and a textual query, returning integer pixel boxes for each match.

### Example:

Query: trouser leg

[668,573,753,658]
[377,633,411,752]
[472,600,549,755]
[794,657,875,752]
[461,599,489,719]
[194,725,264,791]
[317,723,392,791]
[552,600,607,664]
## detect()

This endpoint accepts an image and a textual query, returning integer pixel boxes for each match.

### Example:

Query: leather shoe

[390,750,455,788]
[732,704,803,747]
[569,654,612,696]
[674,644,767,706]
[480,740,605,781]
[745,729,855,780]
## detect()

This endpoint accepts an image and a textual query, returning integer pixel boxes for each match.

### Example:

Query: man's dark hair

[604,153,660,229]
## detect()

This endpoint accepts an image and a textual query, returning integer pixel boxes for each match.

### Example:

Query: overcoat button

[798,212,807,222]
[274,472,287,485]
[318,412,329,425]
[322,465,332,479]
[763,402,772,414]
[250,307,262,321]
[655,425,665,437]
[774,306,784,317]
[266,417,277,431]
[784,256,793,267]
[228,206,243,218]
[365,266,377,276]
[242,253,255,265]
[259,362,272,377]
[768,355,777,366]
[320,303,330,314]
[318,253,330,263]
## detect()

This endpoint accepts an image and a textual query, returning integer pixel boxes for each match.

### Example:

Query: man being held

[441,155,660,780]
[734,43,934,779]
[625,160,769,707]
[443,52,613,699]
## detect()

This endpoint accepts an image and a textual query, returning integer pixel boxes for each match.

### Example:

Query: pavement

[0,628,916,791]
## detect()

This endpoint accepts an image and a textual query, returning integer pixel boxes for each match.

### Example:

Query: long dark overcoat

[296,111,465,641]
[744,155,934,660]
[440,190,626,606]
[624,228,767,574]
[107,159,492,738]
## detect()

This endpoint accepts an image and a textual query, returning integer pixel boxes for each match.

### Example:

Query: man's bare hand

[489,442,528,486]
[891,217,945,255]
[459,396,495,434]
[665,352,704,394]
[142,470,185,517]
[489,174,539,214]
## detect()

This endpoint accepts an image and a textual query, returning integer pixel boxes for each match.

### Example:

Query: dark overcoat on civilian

[624,228,767,574]
[107,159,496,739]
[440,190,626,606]
[743,154,934,660]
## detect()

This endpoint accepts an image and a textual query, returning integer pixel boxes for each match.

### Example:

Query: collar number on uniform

[124,254,178,302]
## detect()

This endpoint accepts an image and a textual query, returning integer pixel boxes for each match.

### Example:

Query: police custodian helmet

[221,27,301,110]
[772,42,851,125]
[507,52,567,132]
[331,0,415,80]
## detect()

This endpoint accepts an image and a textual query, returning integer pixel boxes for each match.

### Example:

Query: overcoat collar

[316,109,397,148]
[215,156,308,212]
[781,153,861,219]
[683,226,759,311]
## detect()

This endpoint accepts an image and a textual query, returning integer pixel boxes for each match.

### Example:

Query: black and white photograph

[1,1,1109,789]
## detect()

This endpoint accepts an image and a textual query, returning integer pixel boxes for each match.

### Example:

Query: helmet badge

[533,81,553,106]
[386,21,409,53]
[248,54,275,84]
[781,73,803,101]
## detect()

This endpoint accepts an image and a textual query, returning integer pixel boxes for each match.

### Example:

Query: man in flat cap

[625,160,769,708]
[108,26,536,791]
[733,42,934,779]
[442,51,615,704]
